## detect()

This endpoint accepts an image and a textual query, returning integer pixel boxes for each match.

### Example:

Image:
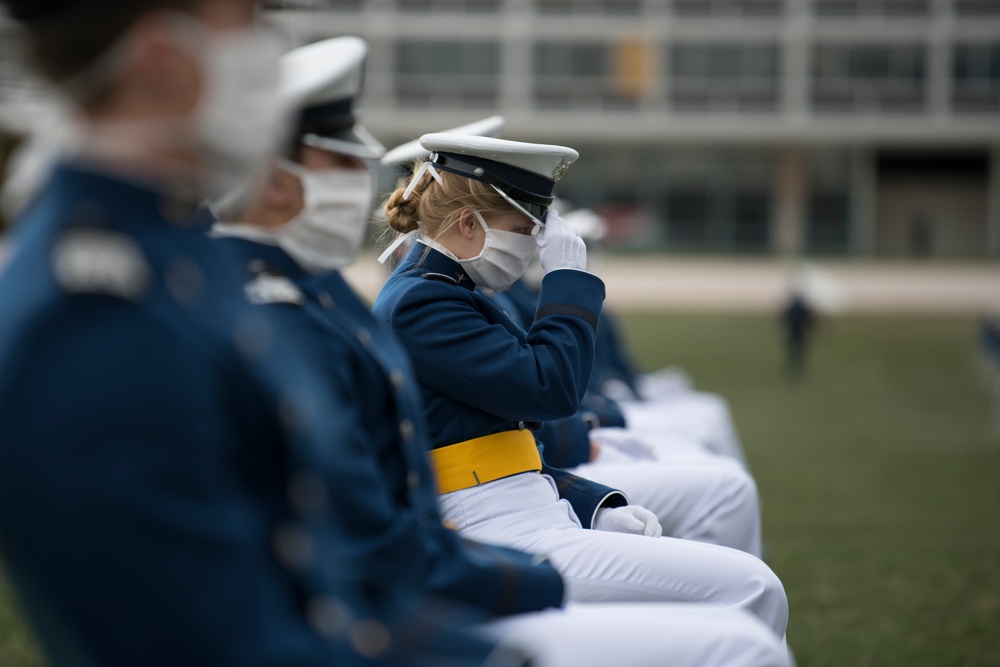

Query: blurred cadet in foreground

[211,36,787,667]
[0,2,499,666]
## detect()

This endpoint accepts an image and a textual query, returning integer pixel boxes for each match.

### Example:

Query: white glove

[536,209,587,273]
[594,505,662,538]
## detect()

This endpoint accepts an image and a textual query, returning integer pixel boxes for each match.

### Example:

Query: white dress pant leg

[438,473,788,640]
[621,391,750,468]
[590,426,718,462]
[484,603,789,667]
[569,456,763,557]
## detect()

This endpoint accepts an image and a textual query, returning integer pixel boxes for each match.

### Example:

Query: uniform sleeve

[538,459,628,529]
[0,298,351,667]
[580,392,627,429]
[264,304,565,618]
[389,269,606,422]
[592,310,642,399]
[533,418,592,469]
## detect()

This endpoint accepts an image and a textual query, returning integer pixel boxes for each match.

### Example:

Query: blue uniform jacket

[0,165,495,667]
[506,279,640,400]
[492,284,626,469]
[372,244,627,527]
[216,236,565,616]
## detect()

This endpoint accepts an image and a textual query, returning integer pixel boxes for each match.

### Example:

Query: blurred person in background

[781,290,815,379]
[210,36,788,667]
[0,2,502,666]
[373,135,789,644]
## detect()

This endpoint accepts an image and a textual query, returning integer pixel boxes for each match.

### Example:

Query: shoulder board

[52,229,150,301]
[422,272,459,285]
[244,274,304,306]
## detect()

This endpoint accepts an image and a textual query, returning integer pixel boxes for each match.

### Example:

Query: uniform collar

[214,232,306,280]
[402,242,475,290]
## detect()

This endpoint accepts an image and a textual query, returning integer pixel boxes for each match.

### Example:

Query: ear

[457,208,478,240]
[130,14,200,114]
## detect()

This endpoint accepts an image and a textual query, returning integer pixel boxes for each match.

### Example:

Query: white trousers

[569,445,763,557]
[486,603,788,667]
[438,472,788,640]
[620,391,750,468]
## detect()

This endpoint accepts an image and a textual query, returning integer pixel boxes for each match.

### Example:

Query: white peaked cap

[280,36,385,160]
[380,115,506,167]
[419,134,578,183]
[414,134,578,226]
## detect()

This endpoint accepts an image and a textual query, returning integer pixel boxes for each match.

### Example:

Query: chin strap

[378,228,420,265]
[402,160,444,200]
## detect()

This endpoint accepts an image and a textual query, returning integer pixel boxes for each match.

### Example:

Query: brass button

[288,472,327,514]
[357,328,373,348]
[273,523,315,570]
[306,596,352,640]
[398,419,415,442]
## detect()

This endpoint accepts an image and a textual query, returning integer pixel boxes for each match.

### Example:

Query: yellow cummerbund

[429,429,542,494]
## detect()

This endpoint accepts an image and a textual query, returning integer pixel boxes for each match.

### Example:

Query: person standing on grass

[782,290,815,379]
[0,1,499,666]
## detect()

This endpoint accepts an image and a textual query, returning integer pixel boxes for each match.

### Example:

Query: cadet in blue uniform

[380,133,762,557]
[211,37,789,667]
[372,134,789,641]
[0,3,498,666]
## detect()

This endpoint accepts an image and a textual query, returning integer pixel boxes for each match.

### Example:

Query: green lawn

[2,314,998,666]
[619,313,1000,667]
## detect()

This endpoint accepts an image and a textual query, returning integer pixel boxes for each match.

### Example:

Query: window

[398,0,500,12]
[395,40,500,108]
[663,188,772,252]
[665,189,711,250]
[953,42,1000,113]
[733,192,771,252]
[672,0,783,17]
[807,194,851,254]
[534,41,647,110]
[536,0,642,15]
[669,43,780,111]
[812,43,926,112]
[813,0,929,16]
[264,0,362,9]
[955,0,1000,16]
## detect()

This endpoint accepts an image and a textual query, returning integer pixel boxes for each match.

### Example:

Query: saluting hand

[536,209,587,273]
[594,505,663,538]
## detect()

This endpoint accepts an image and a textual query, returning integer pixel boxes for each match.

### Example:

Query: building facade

[3,0,999,257]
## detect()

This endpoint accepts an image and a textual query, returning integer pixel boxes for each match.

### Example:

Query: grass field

[621,313,1000,667]
[1,313,998,666]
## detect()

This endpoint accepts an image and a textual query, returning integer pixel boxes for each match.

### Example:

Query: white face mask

[180,17,288,198]
[61,14,288,199]
[274,160,375,273]
[458,211,538,295]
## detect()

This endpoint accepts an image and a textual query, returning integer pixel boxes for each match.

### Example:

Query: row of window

[393,41,1000,113]
[266,0,1000,17]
